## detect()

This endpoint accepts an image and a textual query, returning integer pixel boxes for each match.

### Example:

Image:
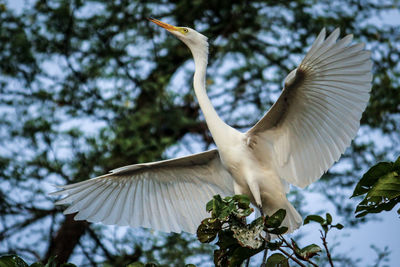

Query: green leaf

[368,172,400,199]
[231,195,253,218]
[326,213,332,225]
[206,199,214,213]
[265,209,286,228]
[266,241,283,251]
[232,194,251,208]
[265,253,289,267]
[216,230,239,250]
[351,156,400,198]
[207,195,234,221]
[43,257,58,267]
[208,195,224,217]
[291,239,321,261]
[206,194,253,221]
[268,226,289,235]
[355,197,400,218]
[232,206,254,219]
[304,215,324,225]
[352,157,400,218]
[333,223,344,230]
[298,244,322,260]
[0,255,29,267]
[228,246,264,267]
[197,218,222,243]
[231,217,264,249]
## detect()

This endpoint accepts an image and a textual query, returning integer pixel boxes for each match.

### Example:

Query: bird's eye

[182,28,189,34]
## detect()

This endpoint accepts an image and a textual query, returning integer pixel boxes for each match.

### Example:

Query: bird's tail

[281,201,302,234]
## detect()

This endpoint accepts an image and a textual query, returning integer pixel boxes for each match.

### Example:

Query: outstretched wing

[51,149,234,233]
[246,28,372,188]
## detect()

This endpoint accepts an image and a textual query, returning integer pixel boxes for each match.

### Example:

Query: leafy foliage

[304,213,346,266]
[351,156,400,217]
[266,253,289,267]
[0,255,76,267]
[198,195,265,266]
[127,263,194,267]
[292,244,321,261]
[198,195,327,266]
[304,213,344,233]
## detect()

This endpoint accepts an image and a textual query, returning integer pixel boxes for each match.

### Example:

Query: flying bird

[51,18,372,234]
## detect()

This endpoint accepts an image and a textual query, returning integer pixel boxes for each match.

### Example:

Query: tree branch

[320,230,334,267]
[277,248,306,267]
[44,214,88,263]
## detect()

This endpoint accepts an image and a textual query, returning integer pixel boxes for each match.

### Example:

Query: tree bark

[44,214,88,264]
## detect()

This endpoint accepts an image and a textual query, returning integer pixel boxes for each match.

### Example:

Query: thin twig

[278,248,307,267]
[262,246,268,264]
[279,236,319,267]
[320,230,334,267]
[245,257,250,267]
[86,227,113,261]
[78,240,98,267]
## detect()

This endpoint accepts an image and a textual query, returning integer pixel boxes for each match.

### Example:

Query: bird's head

[148,18,208,60]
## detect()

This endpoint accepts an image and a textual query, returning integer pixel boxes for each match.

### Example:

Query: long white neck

[188,41,236,148]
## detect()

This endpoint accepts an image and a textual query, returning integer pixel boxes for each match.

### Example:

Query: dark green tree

[0,0,399,265]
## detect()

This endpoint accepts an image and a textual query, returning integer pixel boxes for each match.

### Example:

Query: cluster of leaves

[196,195,339,267]
[351,156,400,218]
[0,254,198,267]
[0,255,75,267]
[304,214,344,233]
[197,195,265,266]
[304,214,344,266]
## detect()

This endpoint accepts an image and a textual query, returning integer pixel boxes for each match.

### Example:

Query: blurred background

[0,0,399,266]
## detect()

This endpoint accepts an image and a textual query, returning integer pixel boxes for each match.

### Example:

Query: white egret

[51,18,371,234]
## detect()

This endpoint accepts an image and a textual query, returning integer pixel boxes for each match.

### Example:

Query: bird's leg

[248,180,262,210]
[257,205,272,245]
[258,204,264,217]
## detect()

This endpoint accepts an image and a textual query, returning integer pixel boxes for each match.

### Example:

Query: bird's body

[52,19,371,235]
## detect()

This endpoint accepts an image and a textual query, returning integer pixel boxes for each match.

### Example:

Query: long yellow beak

[147,17,178,32]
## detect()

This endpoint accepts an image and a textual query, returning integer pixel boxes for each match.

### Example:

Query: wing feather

[52,149,234,233]
[115,182,131,226]
[73,182,110,220]
[131,178,143,227]
[152,179,165,231]
[120,180,135,226]
[247,28,372,187]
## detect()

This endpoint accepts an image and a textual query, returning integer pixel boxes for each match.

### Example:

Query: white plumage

[51,20,371,235]
[52,150,233,233]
